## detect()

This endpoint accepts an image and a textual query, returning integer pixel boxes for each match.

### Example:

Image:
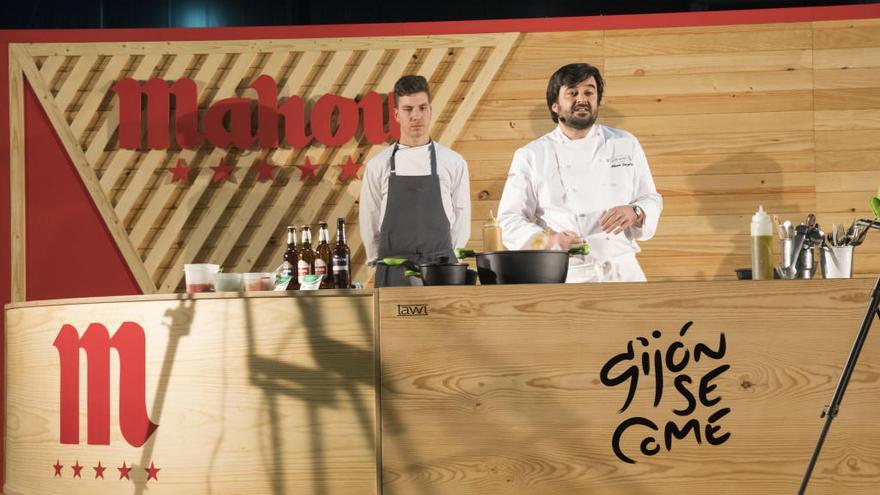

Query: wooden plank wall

[461,18,880,280]
[9,17,880,292]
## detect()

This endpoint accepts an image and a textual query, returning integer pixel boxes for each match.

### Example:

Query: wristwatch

[631,204,644,224]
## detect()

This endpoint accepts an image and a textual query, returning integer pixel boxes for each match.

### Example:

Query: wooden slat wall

[462,19,880,280]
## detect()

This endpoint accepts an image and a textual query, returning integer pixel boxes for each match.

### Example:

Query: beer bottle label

[297,260,311,283]
[332,255,350,272]
[315,259,328,275]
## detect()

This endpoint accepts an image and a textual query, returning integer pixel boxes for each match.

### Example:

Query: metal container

[796,243,816,279]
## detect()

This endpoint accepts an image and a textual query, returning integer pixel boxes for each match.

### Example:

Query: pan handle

[404,270,422,278]
[455,248,477,258]
[381,258,419,271]
[567,244,590,256]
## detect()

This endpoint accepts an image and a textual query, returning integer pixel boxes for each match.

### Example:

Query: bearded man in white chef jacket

[497,63,663,283]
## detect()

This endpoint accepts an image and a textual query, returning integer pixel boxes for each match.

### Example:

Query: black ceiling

[1,0,874,29]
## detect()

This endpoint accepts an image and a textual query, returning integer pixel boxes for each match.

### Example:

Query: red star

[53,460,63,477]
[168,159,191,184]
[72,460,83,478]
[337,156,363,182]
[294,156,321,182]
[145,461,161,481]
[118,461,132,480]
[94,461,106,479]
[210,159,235,183]
[253,159,278,182]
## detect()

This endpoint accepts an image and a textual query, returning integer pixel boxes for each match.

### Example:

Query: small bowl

[214,273,243,292]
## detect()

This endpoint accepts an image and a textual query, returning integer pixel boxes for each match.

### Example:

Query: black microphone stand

[798,218,880,495]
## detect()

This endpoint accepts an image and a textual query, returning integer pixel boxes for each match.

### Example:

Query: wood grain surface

[5,292,376,494]
[378,279,880,494]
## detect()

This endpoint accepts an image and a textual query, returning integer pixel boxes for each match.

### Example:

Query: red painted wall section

[23,81,141,300]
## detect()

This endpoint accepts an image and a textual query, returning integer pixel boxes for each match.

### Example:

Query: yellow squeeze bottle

[483,210,505,252]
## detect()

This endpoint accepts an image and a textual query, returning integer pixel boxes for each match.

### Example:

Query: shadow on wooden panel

[240,297,376,495]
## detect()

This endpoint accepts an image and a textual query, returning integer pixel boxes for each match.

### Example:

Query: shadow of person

[679,152,795,280]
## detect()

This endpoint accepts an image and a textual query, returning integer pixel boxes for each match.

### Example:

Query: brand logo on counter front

[53,322,159,447]
[599,321,731,464]
[397,304,429,316]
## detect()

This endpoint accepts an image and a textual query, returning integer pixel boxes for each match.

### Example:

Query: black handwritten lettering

[672,375,696,416]
[601,322,732,463]
[699,364,730,407]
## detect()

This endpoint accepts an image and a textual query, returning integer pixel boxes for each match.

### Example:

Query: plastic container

[243,272,275,291]
[750,205,774,280]
[184,264,220,293]
[214,272,243,292]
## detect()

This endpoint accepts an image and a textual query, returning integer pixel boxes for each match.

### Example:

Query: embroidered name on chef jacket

[610,155,634,168]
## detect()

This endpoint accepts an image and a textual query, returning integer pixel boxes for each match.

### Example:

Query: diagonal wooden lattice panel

[12,34,518,293]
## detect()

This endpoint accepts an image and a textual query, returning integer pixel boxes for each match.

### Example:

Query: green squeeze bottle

[750,205,774,280]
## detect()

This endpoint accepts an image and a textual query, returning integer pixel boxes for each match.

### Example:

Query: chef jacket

[359,141,471,263]
[497,124,663,282]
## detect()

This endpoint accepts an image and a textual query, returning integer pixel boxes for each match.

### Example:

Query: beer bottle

[298,225,316,284]
[315,221,333,288]
[331,217,352,289]
[283,226,300,290]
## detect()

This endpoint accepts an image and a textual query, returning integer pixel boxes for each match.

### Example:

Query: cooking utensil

[381,256,471,286]
[456,245,590,284]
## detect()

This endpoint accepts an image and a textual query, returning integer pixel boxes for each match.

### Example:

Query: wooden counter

[376,279,880,495]
[4,290,377,495]
[6,279,880,494]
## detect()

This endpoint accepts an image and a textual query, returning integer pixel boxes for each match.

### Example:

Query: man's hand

[600,205,640,235]
[548,230,584,250]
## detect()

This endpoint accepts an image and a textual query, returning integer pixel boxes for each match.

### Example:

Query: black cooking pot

[381,256,475,286]
[456,245,589,284]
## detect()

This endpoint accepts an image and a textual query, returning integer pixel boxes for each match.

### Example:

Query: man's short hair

[546,63,605,123]
[393,75,431,107]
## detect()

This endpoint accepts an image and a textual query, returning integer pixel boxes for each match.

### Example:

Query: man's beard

[560,105,597,130]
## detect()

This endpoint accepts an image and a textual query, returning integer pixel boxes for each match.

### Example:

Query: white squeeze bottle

[750,205,774,280]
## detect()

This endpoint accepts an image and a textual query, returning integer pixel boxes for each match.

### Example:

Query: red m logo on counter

[53,322,159,447]
[112,74,400,150]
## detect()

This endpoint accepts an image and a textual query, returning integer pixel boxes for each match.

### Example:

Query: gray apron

[375,141,455,287]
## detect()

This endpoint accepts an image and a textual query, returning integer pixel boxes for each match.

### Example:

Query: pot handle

[455,248,477,258]
[381,257,420,270]
[568,244,590,256]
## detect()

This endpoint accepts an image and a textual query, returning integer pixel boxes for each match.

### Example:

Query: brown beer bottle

[331,217,352,289]
[283,226,300,290]
[298,225,316,284]
[315,221,333,288]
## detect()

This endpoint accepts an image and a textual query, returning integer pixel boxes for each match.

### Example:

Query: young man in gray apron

[359,75,471,287]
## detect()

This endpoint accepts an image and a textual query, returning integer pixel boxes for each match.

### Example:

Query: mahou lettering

[113,74,401,150]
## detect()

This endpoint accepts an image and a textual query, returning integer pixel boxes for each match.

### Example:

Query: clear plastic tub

[243,272,275,291]
[183,264,220,293]
[214,272,243,292]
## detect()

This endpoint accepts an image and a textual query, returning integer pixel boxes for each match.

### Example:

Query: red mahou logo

[53,322,159,447]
